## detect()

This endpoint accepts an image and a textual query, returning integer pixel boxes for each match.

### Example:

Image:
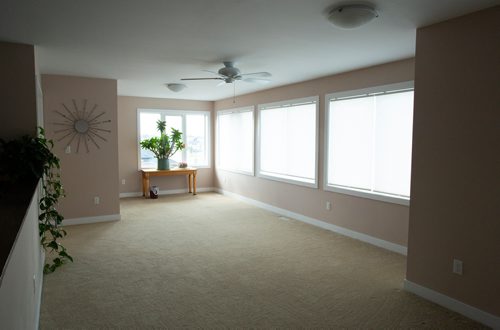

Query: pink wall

[42,75,120,219]
[407,7,500,316]
[214,59,414,247]
[117,96,214,194]
[0,42,37,140]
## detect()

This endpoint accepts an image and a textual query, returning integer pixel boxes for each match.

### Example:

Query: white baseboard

[120,187,215,199]
[63,214,121,226]
[216,189,407,256]
[404,280,499,329]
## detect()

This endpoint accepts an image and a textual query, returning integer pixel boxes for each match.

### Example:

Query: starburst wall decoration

[53,99,111,153]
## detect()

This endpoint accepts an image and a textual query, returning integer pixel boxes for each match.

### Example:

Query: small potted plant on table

[140,120,185,170]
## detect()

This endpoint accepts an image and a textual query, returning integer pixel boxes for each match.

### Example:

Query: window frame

[324,81,414,206]
[216,106,255,176]
[257,96,319,188]
[136,108,211,170]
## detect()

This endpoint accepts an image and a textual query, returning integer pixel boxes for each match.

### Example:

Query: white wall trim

[216,189,407,255]
[34,251,45,330]
[120,187,215,199]
[404,280,500,329]
[63,214,121,226]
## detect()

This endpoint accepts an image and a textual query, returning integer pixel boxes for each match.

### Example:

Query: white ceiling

[1,0,498,101]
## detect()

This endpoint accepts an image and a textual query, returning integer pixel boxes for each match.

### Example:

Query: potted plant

[0,128,72,273]
[140,120,185,170]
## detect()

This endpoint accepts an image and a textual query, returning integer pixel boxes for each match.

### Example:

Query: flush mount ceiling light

[328,4,379,29]
[166,83,187,92]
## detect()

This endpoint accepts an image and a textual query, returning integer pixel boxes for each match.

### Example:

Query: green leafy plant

[140,120,185,160]
[0,128,72,273]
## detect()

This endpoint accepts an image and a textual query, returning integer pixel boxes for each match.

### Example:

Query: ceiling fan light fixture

[180,62,272,86]
[219,62,241,77]
[328,4,379,29]
[166,83,187,92]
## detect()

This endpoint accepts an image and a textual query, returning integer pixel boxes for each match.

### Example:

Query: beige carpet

[40,193,486,329]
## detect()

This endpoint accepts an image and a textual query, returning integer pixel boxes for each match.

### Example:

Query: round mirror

[74,119,89,133]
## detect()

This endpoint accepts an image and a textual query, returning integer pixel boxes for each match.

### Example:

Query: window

[216,107,254,174]
[325,82,414,204]
[258,96,318,187]
[137,109,210,169]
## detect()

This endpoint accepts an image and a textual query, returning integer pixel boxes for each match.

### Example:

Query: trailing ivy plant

[36,128,73,273]
[0,128,72,273]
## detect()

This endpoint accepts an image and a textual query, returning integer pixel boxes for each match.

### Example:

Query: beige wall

[0,41,37,139]
[214,59,414,247]
[118,96,214,194]
[42,75,120,219]
[407,7,500,316]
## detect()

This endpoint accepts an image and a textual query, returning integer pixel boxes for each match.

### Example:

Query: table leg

[188,174,192,193]
[144,174,150,198]
[193,172,197,195]
[142,173,146,197]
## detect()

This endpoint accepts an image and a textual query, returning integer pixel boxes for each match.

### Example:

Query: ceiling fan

[181,61,271,85]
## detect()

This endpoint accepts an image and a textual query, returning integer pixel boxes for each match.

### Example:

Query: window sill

[216,167,255,177]
[324,185,409,206]
[258,171,318,189]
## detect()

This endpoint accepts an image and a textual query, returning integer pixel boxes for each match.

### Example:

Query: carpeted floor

[40,193,486,329]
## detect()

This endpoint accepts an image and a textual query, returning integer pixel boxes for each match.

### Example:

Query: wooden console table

[141,168,197,198]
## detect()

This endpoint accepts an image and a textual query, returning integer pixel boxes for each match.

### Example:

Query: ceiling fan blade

[202,69,224,77]
[180,77,224,81]
[243,78,271,84]
[239,72,272,78]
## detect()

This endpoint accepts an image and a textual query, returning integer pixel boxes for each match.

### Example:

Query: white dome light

[166,83,187,92]
[328,4,379,29]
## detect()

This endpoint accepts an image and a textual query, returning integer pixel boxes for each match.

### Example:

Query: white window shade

[217,109,254,174]
[259,98,318,186]
[373,92,414,196]
[329,97,374,190]
[326,85,413,202]
[286,104,316,179]
[260,108,287,175]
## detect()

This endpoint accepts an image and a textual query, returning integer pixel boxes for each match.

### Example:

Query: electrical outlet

[94,196,100,205]
[65,145,71,154]
[121,179,126,185]
[326,201,332,210]
[453,259,463,275]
